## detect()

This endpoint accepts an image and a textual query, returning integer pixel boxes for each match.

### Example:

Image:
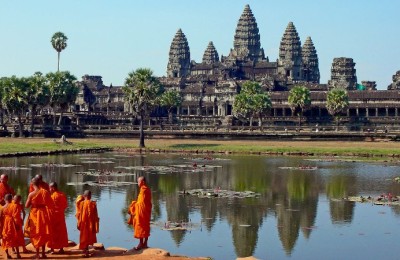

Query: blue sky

[1,1,399,89]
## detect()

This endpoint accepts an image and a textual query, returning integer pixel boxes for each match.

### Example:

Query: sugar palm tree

[233,81,271,128]
[46,71,78,126]
[123,68,163,148]
[326,88,349,131]
[51,32,68,72]
[288,86,311,128]
[0,76,29,137]
[160,90,182,124]
[26,72,50,136]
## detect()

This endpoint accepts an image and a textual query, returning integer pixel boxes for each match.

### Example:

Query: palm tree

[288,86,311,128]
[51,32,68,72]
[123,68,163,148]
[46,71,78,126]
[160,90,182,124]
[0,76,29,137]
[233,81,271,128]
[26,72,50,136]
[326,88,349,131]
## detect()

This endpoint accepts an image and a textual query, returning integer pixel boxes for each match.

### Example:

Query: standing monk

[0,174,16,205]
[129,176,152,250]
[25,177,54,259]
[28,174,50,193]
[12,195,30,254]
[0,194,22,259]
[76,190,99,258]
[48,182,69,254]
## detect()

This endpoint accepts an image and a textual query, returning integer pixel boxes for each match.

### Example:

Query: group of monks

[0,173,101,259]
[0,173,153,259]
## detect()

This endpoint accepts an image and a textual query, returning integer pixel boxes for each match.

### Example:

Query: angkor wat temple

[75,4,400,132]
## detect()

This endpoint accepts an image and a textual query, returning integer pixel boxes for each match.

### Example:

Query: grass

[1,137,400,157]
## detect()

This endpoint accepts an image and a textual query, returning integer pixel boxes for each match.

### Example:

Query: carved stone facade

[388,71,400,90]
[301,37,320,83]
[328,57,357,90]
[72,5,400,130]
[167,29,191,78]
[277,22,303,82]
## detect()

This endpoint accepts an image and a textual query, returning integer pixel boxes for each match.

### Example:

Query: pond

[1,152,400,260]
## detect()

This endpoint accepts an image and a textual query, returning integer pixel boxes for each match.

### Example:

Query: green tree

[123,68,163,148]
[46,71,78,126]
[51,32,68,72]
[26,72,50,136]
[0,80,4,127]
[288,86,311,128]
[0,76,29,137]
[233,81,271,128]
[326,88,349,131]
[160,89,182,124]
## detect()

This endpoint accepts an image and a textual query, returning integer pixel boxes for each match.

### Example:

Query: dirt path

[6,245,209,260]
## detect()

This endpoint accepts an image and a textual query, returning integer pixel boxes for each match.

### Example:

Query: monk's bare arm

[25,193,33,208]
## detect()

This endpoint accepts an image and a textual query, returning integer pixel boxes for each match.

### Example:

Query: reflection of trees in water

[225,201,265,258]
[326,174,357,224]
[197,197,218,232]
[164,194,190,246]
[267,169,320,255]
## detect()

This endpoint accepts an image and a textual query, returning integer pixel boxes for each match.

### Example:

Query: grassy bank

[1,137,400,157]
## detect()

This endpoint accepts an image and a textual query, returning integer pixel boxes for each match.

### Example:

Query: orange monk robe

[0,203,22,249]
[25,189,55,248]
[133,183,152,239]
[0,183,15,205]
[77,199,99,250]
[11,201,25,247]
[29,181,50,193]
[48,190,69,249]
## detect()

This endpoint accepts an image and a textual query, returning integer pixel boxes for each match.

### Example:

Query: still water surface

[1,153,400,260]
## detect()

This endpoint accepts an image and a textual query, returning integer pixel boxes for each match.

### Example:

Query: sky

[1,0,399,89]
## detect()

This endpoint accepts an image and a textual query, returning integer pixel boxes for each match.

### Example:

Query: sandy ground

[1,243,210,260]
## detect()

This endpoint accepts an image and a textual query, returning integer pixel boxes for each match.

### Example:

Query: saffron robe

[0,183,15,205]
[11,201,25,247]
[25,189,54,248]
[133,183,152,238]
[77,199,99,249]
[48,190,69,249]
[0,203,21,249]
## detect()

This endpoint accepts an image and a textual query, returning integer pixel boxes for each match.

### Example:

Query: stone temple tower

[227,4,265,62]
[167,29,191,78]
[328,57,357,90]
[278,22,302,82]
[301,36,320,83]
[202,41,219,64]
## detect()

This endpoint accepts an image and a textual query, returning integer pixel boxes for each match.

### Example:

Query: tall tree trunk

[139,113,145,148]
[58,110,64,125]
[168,109,173,124]
[18,114,23,138]
[30,105,36,137]
[52,105,57,126]
[0,109,3,126]
[57,52,60,72]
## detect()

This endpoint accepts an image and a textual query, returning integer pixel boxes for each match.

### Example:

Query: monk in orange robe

[76,190,99,257]
[0,174,16,205]
[25,177,55,259]
[0,194,22,259]
[48,182,69,254]
[28,174,50,193]
[129,176,152,250]
[12,195,30,254]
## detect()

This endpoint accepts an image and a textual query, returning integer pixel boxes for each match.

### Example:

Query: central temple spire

[228,4,265,62]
